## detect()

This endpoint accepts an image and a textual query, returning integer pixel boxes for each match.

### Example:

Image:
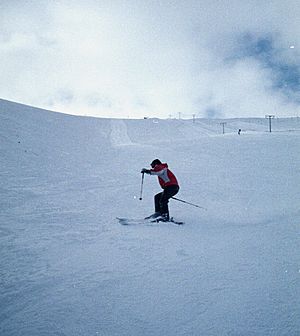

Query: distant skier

[141,159,179,221]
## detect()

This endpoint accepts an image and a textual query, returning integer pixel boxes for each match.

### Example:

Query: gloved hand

[141,168,151,174]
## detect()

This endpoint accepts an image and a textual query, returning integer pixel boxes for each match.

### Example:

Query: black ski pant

[154,185,179,216]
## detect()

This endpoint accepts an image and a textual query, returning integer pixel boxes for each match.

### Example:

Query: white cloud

[1,0,300,118]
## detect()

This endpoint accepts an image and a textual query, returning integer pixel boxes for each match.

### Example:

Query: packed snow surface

[1,99,299,335]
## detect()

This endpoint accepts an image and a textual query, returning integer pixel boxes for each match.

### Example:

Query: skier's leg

[159,193,168,215]
[160,186,179,219]
[154,192,163,213]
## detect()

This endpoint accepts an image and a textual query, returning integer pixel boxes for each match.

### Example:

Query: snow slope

[1,99,300,336]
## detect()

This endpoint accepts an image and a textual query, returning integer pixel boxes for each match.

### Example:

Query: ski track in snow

[110,119,134,146]
[1,99,300,336]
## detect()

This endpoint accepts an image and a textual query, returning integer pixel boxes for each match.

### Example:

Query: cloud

[0,0,300,118]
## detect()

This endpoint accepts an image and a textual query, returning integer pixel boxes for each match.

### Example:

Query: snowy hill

[1,99,300,335]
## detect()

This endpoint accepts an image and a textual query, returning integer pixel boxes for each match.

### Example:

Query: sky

[1,0,300,119]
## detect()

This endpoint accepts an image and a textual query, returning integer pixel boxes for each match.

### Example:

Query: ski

[151,217,184,225]
[168,217,184,225]
[116,217,184,226]
[116,217,148,225]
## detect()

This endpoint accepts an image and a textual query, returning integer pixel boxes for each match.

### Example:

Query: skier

[141,159,179,221]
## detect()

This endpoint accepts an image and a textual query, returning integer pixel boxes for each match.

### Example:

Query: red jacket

[150,163,179,189]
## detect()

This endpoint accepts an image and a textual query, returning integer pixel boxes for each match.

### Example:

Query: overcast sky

[1,0,300,118]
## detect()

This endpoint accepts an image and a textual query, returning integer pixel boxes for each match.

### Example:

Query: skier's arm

[149,167,167,176]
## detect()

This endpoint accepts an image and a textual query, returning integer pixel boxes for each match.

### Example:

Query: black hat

[151,159,161,168]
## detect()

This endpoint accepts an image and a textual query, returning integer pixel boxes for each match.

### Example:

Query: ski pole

[171,197,207,210]
[139,172,145,200]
